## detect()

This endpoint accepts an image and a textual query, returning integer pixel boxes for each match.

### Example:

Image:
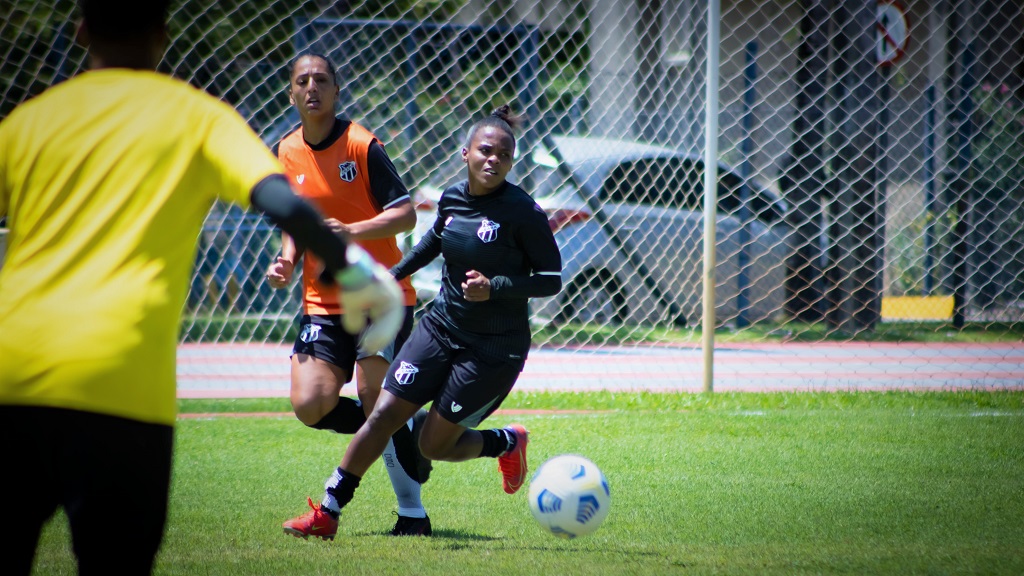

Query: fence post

[784,0,829,323]
[736,41,757,329]
[950,38,976,328]
[923,82,937,295]
[702,0,720,393]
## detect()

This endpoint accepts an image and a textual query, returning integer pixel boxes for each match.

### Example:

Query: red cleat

[282,497,338,540]
[497,424,529,494]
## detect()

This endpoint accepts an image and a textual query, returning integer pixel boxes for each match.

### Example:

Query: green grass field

[33,392,1024,575]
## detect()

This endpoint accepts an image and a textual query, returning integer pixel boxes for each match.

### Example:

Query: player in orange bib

[267,53,432,538]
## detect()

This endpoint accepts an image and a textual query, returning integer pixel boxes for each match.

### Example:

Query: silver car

[407,135,791,328]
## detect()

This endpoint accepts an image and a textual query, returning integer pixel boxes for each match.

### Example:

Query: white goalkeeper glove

[336,244,404,354]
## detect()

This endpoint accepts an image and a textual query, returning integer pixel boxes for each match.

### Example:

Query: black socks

[323,467,362,518]
[310,397,365,434]
[478,428,514,458]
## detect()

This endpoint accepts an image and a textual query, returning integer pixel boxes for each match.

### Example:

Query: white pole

[702,0,720,394]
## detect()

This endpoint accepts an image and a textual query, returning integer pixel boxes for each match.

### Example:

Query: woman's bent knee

[290,392,334,426]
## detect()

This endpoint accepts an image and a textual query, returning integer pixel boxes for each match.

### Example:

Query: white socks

[381,419,426,518]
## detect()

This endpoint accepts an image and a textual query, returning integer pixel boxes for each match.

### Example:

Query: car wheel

[555,269,628,325]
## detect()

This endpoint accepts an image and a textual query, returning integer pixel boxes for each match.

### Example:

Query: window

[601,155,785,225]
[602,158,701,210]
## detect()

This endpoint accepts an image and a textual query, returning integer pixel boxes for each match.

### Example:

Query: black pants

[0,406,174,576]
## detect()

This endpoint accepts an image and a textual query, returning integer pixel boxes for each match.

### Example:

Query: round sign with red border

[876,0,910,66]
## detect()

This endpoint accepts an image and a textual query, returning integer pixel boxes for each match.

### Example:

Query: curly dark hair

[79,0,169,42]
[465,104,524,148]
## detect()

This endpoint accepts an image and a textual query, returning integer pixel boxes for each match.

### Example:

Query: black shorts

[292,307,415,381]
[0,405,173,575]
[383,314,526,428]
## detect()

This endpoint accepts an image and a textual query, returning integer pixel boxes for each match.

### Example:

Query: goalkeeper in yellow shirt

[0,1,404,574]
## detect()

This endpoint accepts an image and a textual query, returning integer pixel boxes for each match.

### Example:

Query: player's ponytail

[466,104,523,148]
[490,104,523,132]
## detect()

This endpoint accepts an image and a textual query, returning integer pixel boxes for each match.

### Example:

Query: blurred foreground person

[0,1,402,573]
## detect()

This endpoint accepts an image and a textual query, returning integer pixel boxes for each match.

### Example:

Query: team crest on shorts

[477,218,499,243]
[299,323,322,343]
[394,361,419,385]
[338,161,357,182]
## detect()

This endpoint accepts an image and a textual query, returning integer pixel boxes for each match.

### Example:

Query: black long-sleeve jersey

[391,180,562,353]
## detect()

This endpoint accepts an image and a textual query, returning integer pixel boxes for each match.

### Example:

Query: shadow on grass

[515,543,665,557]
[363,528,502,542]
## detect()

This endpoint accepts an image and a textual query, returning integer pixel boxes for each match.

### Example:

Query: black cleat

[390,513,432,536]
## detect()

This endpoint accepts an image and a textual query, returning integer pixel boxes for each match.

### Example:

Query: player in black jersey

[308,105,562,531]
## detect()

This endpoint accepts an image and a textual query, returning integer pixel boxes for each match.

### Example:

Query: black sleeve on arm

[489,205,563,299]
[367,141,411,210]
[250,174,348,278]
[390,226,442,281]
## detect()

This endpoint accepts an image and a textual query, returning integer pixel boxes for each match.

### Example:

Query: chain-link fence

[3,1,1022,361]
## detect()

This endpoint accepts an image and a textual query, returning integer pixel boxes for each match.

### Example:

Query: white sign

[876,0,910,66]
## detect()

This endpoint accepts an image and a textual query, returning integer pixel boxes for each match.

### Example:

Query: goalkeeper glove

[336,244,404,354]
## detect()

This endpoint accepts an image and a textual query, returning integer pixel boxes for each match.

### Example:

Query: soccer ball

[527,454,610,539]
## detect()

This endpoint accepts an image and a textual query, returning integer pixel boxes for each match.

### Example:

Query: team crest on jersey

[477,218,500,243]
[339,161,357,182]
[394,361,419,385]
[299,323,322,343]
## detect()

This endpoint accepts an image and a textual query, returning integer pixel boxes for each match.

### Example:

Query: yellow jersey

[0,69,281,425]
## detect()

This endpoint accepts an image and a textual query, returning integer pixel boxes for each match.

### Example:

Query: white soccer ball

[527,454,611,539]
